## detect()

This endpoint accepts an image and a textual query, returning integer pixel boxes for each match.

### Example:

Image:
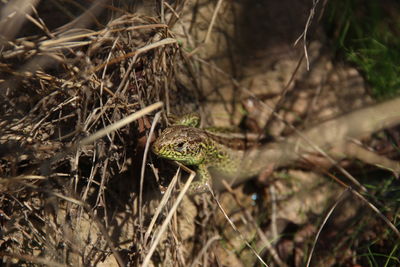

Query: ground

[0,0,399,266]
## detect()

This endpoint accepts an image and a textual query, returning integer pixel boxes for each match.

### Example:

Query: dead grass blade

[210,185,270,267]
[142,169,196,267]
[305,188,350,267]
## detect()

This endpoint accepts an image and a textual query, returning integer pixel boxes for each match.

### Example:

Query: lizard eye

[175,142,186,152]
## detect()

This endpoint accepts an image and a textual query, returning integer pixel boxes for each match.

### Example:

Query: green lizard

[153,100,400,193]
[152,114,260,193]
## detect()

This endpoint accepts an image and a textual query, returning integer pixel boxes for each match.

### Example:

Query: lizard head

[152,125,210,165]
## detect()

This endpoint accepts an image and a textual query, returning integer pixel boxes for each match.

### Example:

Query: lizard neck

[204,130,255,151]
[202,132,246,175]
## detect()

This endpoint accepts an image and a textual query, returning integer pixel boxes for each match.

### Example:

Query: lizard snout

[152,139,162,154]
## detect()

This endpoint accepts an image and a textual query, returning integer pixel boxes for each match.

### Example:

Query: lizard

[152,99,400,194]
[152,113,262,193]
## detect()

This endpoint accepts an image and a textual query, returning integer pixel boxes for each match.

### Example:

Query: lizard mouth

[151,140,161,154]
[151,140,170,158]
[152,148,159,156]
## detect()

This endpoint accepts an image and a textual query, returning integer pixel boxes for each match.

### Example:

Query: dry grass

[0,1,198,266]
